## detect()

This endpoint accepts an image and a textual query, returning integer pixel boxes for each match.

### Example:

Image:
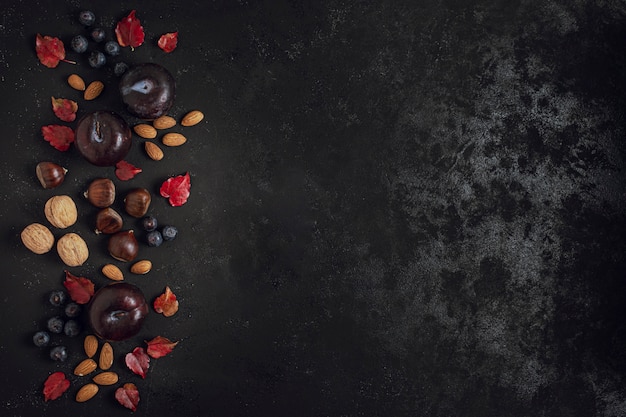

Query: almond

[153,115,177,130]
[133,124,157,139]
[130,259,152,274]
[102,263,124,281]
[74,358,98,376]
[181,110,204,126]
[162,132,187,147]
[67,74,86,91]
[76,383,99,402]
[92,371,119,386]
[84,334,99,358]
[84,80,104,100]
[145,141,164,161]
[99,342,114,370]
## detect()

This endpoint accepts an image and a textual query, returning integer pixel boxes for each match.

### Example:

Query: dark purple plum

[87,282,149,341]
[75,111,132,166]
[119,63,175,120]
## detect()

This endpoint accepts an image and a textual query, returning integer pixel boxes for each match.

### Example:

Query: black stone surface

[1,1,626,416]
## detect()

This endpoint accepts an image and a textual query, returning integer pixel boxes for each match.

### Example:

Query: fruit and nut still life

[23,9,202,411]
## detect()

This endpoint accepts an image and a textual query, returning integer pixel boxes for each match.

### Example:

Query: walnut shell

[57,232,89,267]
[21,223,55,254]
[44,195,78,229]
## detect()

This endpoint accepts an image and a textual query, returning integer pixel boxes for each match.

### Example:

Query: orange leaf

[153,286,179,317]
[145,336,179,358]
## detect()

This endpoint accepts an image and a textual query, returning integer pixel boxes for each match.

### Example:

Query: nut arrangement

[29,8,194,411]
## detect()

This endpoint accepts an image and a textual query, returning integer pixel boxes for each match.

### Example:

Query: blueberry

[47,316,64,334]
[113,61,129,77]
[88,51,106,68]
[104,41,120,56]
[90,27,106,42]
[33,331,51,347]
[146,230,163,247]
[162,225,178,241]
[142,215,158,232]
[48,289,67,307]
[49,346,68,362]
[64,302,81,318]
[70,35,88,53]
[78,10,96,26]
[63,320,81,337]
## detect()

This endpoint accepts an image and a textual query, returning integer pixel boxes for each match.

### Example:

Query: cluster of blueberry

[70,10,128,76]
[141,215,178,247]
[32,290,83,362]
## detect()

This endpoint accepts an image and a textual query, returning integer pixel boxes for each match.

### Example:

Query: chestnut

[95,207,123,235]
[124,188,151,218]
[36,162,67,189]
[84,178,116,208]
[108,230,139,262]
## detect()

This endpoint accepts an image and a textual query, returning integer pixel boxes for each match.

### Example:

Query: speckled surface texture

[1,1,626,416]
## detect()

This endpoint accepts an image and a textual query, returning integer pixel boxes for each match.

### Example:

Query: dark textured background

[1,0,626,416]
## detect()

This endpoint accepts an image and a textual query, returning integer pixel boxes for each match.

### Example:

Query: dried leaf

[43,371,70,402]
[115,383,140,411]
[63,270,95,304]
[159,172,191,207]
[125,347,150,378]
[153,286,179,317]
[145,336,179,359]
[41,125,74,151]
[51,97,78,122]
[36,34,72,68]
[158,32,178,53]
[115,10,145,49]
[115,160,142,181]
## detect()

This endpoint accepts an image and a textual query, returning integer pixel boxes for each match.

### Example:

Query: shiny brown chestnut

[36,162,67,189]
[108,230,139,262]
[124,188,151,218]
[84,178,116,208]
[95,207,124,235]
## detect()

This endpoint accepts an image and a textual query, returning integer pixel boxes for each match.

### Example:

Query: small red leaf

[153,286,179,317]
[42,125,74,151]
[36,34,67,68]
[158,32,178,53]
[159,172,191,207]
[146,336,179,359]
[51,97,78,122]
[115,10,145,49]
[115,383,140,411]
[125,347,150,378]
[63,270,95,304]
[43,371,70,402]
[115,160,142,181]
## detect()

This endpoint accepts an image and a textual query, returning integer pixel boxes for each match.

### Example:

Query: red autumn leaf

[158,32,178,53]
[115,383,140,411]
[115,10,145,49]
[35,34,74,68]
[125,347,150,378]
[160,172,191,207]
[43,371,70,402]
[115,160,142,181]
[41,125,74,151]
[63,270,95,304]
[51,97,78,122]
[153,286,179,317]
[146,336,179,359]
